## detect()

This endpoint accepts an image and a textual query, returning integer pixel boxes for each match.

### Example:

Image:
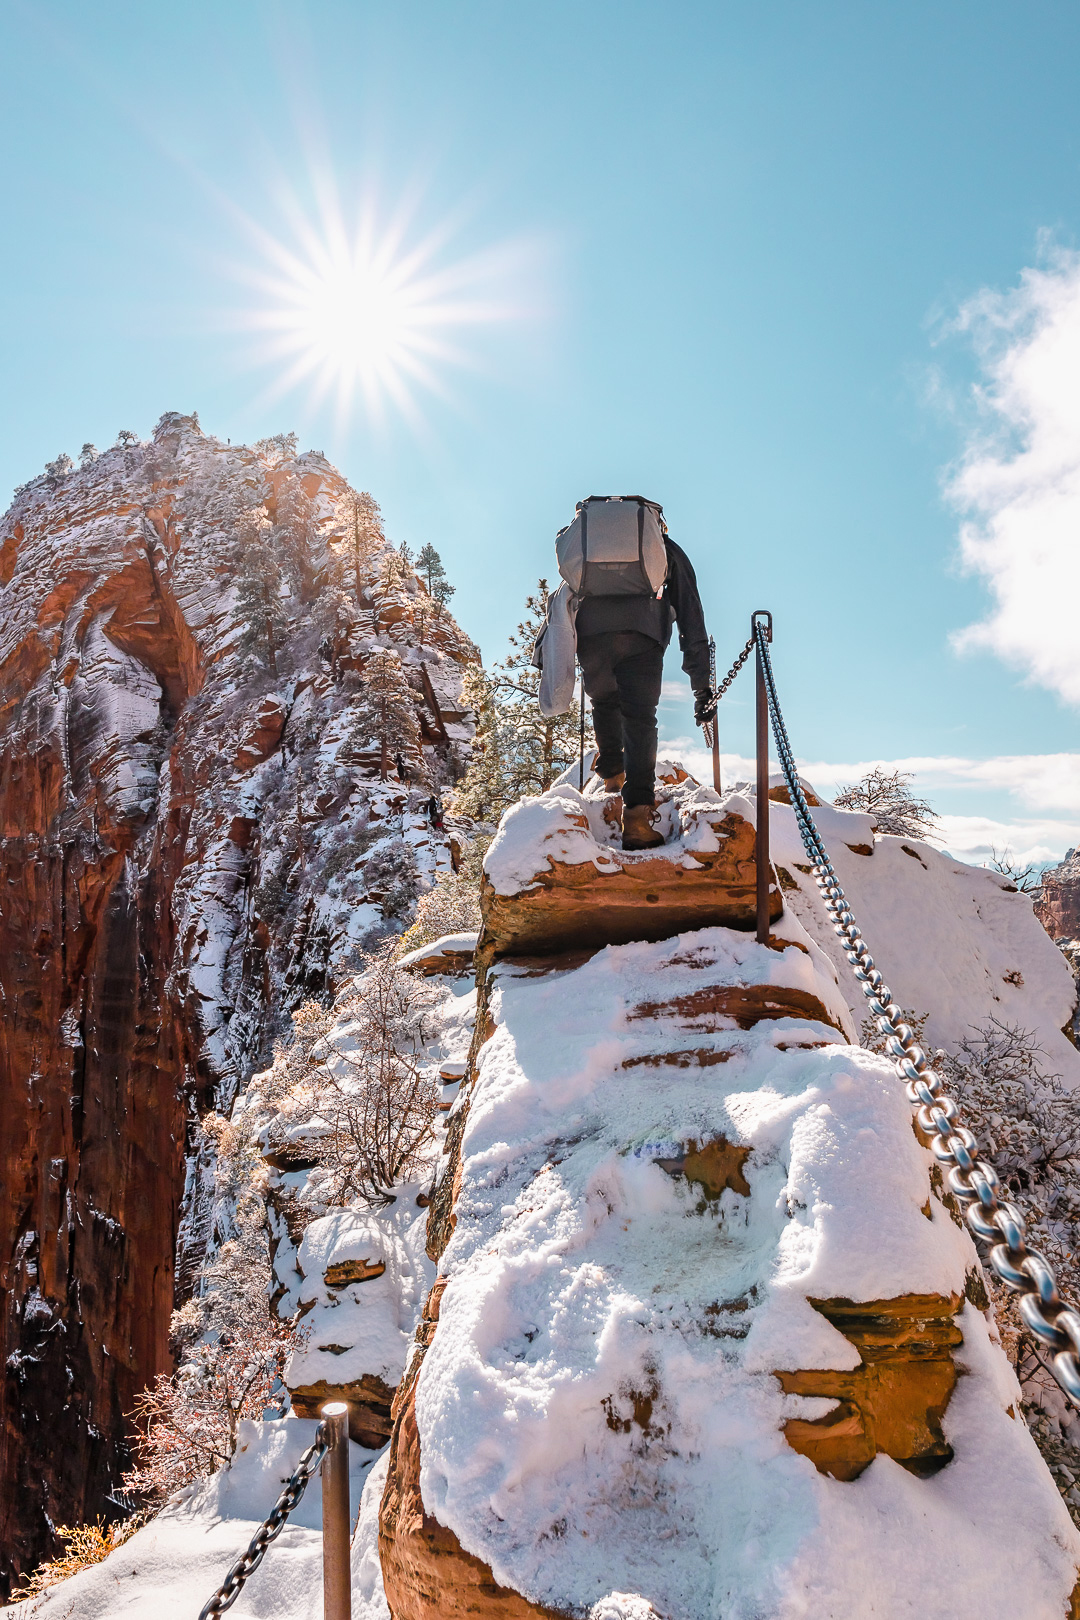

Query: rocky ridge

[0,414,475,1593]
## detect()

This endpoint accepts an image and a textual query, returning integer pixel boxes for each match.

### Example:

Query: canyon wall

[0,414,474,1593]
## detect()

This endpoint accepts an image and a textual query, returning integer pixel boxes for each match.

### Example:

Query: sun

[234,181,526,429]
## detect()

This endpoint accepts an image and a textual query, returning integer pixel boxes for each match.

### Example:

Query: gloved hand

[693,689,713,726]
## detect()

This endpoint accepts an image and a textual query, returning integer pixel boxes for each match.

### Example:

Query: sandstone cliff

[1038,847,1080,946]
[0,414,474,1594]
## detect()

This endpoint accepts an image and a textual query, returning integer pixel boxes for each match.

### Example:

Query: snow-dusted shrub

[938,1021,1080,1518]
[314,944,439,1206]
[123,1117,299,1504]
[834,767,938,838]
[262,945,439,1210]
[397,833,490,954]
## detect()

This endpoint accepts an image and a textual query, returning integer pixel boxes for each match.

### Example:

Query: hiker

[427,792,444,831]
[535,495,711,850]
[395,751,411,786]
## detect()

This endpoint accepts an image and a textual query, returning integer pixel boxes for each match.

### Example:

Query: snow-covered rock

[380,920,1080,1619]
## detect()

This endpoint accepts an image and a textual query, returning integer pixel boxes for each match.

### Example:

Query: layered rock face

[0,415,474,1592]
[1037,848,1080,944]
[377,780,1080,1620]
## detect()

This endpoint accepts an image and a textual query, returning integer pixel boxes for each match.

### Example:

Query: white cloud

[658,736,1080,866]
[948,248,1080,705]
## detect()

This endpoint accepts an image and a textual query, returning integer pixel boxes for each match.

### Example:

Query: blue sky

[3,1,1080,860]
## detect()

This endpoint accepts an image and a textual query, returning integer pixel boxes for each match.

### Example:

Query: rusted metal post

[321,1402,351,1620]
[579,671,585,790]
[707,636,721,795]
[754,613,772,945]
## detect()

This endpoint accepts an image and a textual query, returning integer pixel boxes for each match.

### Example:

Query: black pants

[577,632,664,808]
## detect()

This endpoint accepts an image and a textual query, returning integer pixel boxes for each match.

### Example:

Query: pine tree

[417,544,456,614]
[350,648,421,781]
[449,663,507,821]
[79,443,99,468]
[495,579,589,797]
[235,508,288,674]
[416,544,445,595]
[273,472,318,602]
[450,582,592,821]
[335,491,384,604]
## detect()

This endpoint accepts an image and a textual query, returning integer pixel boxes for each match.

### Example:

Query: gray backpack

[555,495,668,599]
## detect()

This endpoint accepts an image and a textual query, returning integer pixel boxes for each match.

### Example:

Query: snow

[284,1193,434,1391]
[413,923,1080,1619]
[397,931,479,970]
[484,773,747,897]
[7,1420,382,1619]
[761,791,1080,1076]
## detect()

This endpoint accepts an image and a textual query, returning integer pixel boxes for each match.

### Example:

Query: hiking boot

[622,804,664,850]
[602,771,625,793]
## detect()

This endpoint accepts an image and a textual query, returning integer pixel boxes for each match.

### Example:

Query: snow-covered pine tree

[235,508,289,675]
[350,647,421,781]
[450,581,592,819]
[335,490,384,604]
[449,662,508,821]
[272,471,318,603]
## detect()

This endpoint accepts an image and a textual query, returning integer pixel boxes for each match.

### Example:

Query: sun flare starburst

[234,181,528,430]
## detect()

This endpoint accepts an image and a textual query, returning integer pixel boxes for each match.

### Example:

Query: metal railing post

[753,612,773,944]
[707,636,721,795]
[321,1402,351,1620]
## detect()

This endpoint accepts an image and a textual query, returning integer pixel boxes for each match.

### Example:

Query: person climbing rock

[395,751,412,786]
[536,495,711,850]
[427,791,444,831]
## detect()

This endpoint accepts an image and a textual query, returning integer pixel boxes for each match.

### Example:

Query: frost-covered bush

[262,945,439,1210]
[834,767,938,839]
[123,1116,299,1504]
[936,1021,1080,1517]
[398,833,490,954]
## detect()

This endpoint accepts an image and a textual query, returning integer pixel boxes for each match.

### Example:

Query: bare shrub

[11,1515,150,1601]
[834,768,938,839]
[936,1020,1080,1517]
[123,1119,300,1504]
[987,845,1042,895]
[262,945,438,1209]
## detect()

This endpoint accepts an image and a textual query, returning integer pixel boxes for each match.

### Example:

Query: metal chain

[699,632,755,735]
[753,623,1080,1406]
[197,1421,331,1619]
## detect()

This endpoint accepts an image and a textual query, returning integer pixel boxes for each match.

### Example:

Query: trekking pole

[753,612,773,945]
[707,636,721,795]
[578,669,585,790]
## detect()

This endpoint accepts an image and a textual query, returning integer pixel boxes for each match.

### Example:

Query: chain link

[753,624,1080,1407]
[197,1421,331,1619]
[699,632,755,740]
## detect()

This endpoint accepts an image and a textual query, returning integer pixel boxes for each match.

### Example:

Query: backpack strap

[580,501,589,596]
[637,499,645,575]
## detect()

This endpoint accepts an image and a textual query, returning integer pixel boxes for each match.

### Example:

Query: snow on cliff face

[0,411,477,1589]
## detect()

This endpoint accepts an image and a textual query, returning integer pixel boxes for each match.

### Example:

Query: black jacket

[574,538,711,691]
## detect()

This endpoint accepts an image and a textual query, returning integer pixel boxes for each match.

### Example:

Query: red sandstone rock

[0,414,476,1593]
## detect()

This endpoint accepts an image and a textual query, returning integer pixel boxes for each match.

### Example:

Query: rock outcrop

[1037,848,1080,943]
[480,776,781,957]
[378,780,1080,1620]
[0,415,475,1592]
